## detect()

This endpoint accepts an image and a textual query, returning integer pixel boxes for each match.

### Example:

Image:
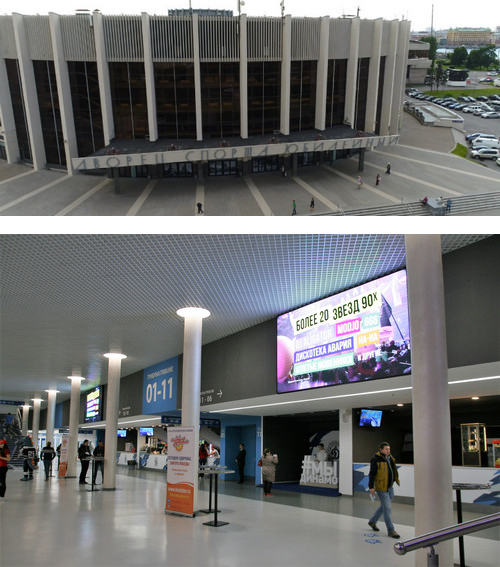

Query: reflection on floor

[0,467,498,567]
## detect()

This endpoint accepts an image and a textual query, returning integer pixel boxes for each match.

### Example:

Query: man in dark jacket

[41,441,56,481]
[92,440,105,484]
[78,440,91,484]
[368,442,400,538]
[235,443,246,484]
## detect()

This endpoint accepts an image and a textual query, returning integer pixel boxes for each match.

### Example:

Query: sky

[5,0,500,33]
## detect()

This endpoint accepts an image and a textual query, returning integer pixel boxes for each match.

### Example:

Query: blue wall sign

[142,357,178,414]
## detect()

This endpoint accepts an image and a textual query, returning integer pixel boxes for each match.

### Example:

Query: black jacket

[78,444,91,460]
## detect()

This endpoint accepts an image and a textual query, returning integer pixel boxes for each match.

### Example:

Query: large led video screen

[84,386,102,422]
[277,269,411,393]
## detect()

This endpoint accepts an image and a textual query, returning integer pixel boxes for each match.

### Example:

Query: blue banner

[142,357,178,414]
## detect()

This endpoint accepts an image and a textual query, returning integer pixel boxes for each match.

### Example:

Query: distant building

[407,40,431,85]
[446,28,495,47]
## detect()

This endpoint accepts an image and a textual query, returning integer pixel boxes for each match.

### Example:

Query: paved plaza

[1,115,500,217]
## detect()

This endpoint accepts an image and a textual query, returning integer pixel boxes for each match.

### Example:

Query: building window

[290,61,317,132]
[297,152,316,167]
[252,155,279,172]
[208,159,238,176]
[163,162,194,178]
[247,61,281,136]
[325,59,347,127]
[33,60,66,166]
[375,57,386,135]
[67,61,104,156]
[5,59,31,162]
[200,62,240,139]
[354,58,370,131]
[109,62,148,140]
[155,63,196,139]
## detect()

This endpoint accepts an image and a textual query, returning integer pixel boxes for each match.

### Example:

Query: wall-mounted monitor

[117,429,127,437]
[360,409,383,427]
[84,386,102,423]
[277,269,411,393]
[139,427,154,436]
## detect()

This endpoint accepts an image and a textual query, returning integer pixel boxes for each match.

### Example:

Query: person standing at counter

[235,443,246,484]
[261,448,278,497]
[93,440,104,484]
[78,440,91,485]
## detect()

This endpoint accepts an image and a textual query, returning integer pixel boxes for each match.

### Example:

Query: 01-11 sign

[142,357,178,414]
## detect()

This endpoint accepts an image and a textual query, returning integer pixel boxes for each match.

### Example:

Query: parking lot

[406,73,500,170]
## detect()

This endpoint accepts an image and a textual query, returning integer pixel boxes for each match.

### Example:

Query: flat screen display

[117,430,127,437]
[139,427,154,436]
[277,269,411,393]
[84,387,102,423]
[360,409,383,427]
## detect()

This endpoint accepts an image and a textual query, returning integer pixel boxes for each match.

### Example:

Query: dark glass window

[208,159,237,176]
[251,155,279,173]
[155,63,196,139]
[200,63,240,139]
[290,61,317,132]
[375,57,386,135]
[67,61,104,156]
[163,162,193,178]
[109,62,148,140]
[354,58,370,130]
[247,62,281,136]
[325,59,347,127]
[5,59,31,162]
[32,60,65,166]
[297,152,316,167]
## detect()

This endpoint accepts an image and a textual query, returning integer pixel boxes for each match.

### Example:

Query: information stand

[201,468,235,528]
[199,465,226,514]
[452,483,491,567]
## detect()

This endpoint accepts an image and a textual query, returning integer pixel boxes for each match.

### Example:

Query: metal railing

[394,512,500,567]
[401,196,415,215]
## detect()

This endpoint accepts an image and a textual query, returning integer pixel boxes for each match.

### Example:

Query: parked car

[479,78,493,83]
[488,95,500,101]
[470,148,499,160]
[463,105,483,113]
[496,157,500,166]
[481,112,500,119]
[471,137,500,149]
[466,132,497,143]
[474,106,494,115]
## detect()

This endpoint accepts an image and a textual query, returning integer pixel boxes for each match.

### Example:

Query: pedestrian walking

[235,443,246,483]
[310,198,315,212]
[386,163,391,174]
[41,441,56,481]
[357,176,363,190]
[292,200,297,215]
[260,448,278,496]
[196,202,204,214]
[445,198,452,214]
[376,174,381,186]
[368,441,400,539]
[281,165,287,177]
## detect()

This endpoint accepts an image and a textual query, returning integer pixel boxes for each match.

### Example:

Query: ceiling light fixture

[471,396,480,400]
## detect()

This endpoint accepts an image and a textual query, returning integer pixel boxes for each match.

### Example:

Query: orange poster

[58,434,69,478]
[165,426,196,516]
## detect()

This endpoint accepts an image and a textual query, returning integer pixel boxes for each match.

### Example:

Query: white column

[142,12,158,142]
[192,13,203,141]
[344,17,360,128]
[379,20,399,136]
[12,13,47,169]
[314,16,330,131]
[364,19,383,134]
[31,398,42,452]
[103,353,127,490]
[48,12,78,174]
[93,11,115,145]
[0,58,20,163]
[405,235,454,567]
[239,14,248,140]
[136,428,141,457]
[21,404,31,437]
[66,376,85,478]
[45,390,58,447]
[392,20,411,135]
[339,409,353,496]
[280,15,292,135]
[177,307,210,513]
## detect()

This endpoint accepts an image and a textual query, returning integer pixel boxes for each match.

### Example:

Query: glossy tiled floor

[1,467,498,567]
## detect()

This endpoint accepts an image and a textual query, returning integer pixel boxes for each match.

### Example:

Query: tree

[466,46,499,70]
[421,36,438,63]
[450,46,468,67]
[434,62,446,91]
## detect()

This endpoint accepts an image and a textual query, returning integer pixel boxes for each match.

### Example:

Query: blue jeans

[369,486,395,532]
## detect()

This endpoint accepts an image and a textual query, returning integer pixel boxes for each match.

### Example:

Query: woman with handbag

[260,447,278,497]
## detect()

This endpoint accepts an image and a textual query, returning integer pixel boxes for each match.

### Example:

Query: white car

[470,148,499,160]
[496,157,500,166]
[481,112,500,119]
